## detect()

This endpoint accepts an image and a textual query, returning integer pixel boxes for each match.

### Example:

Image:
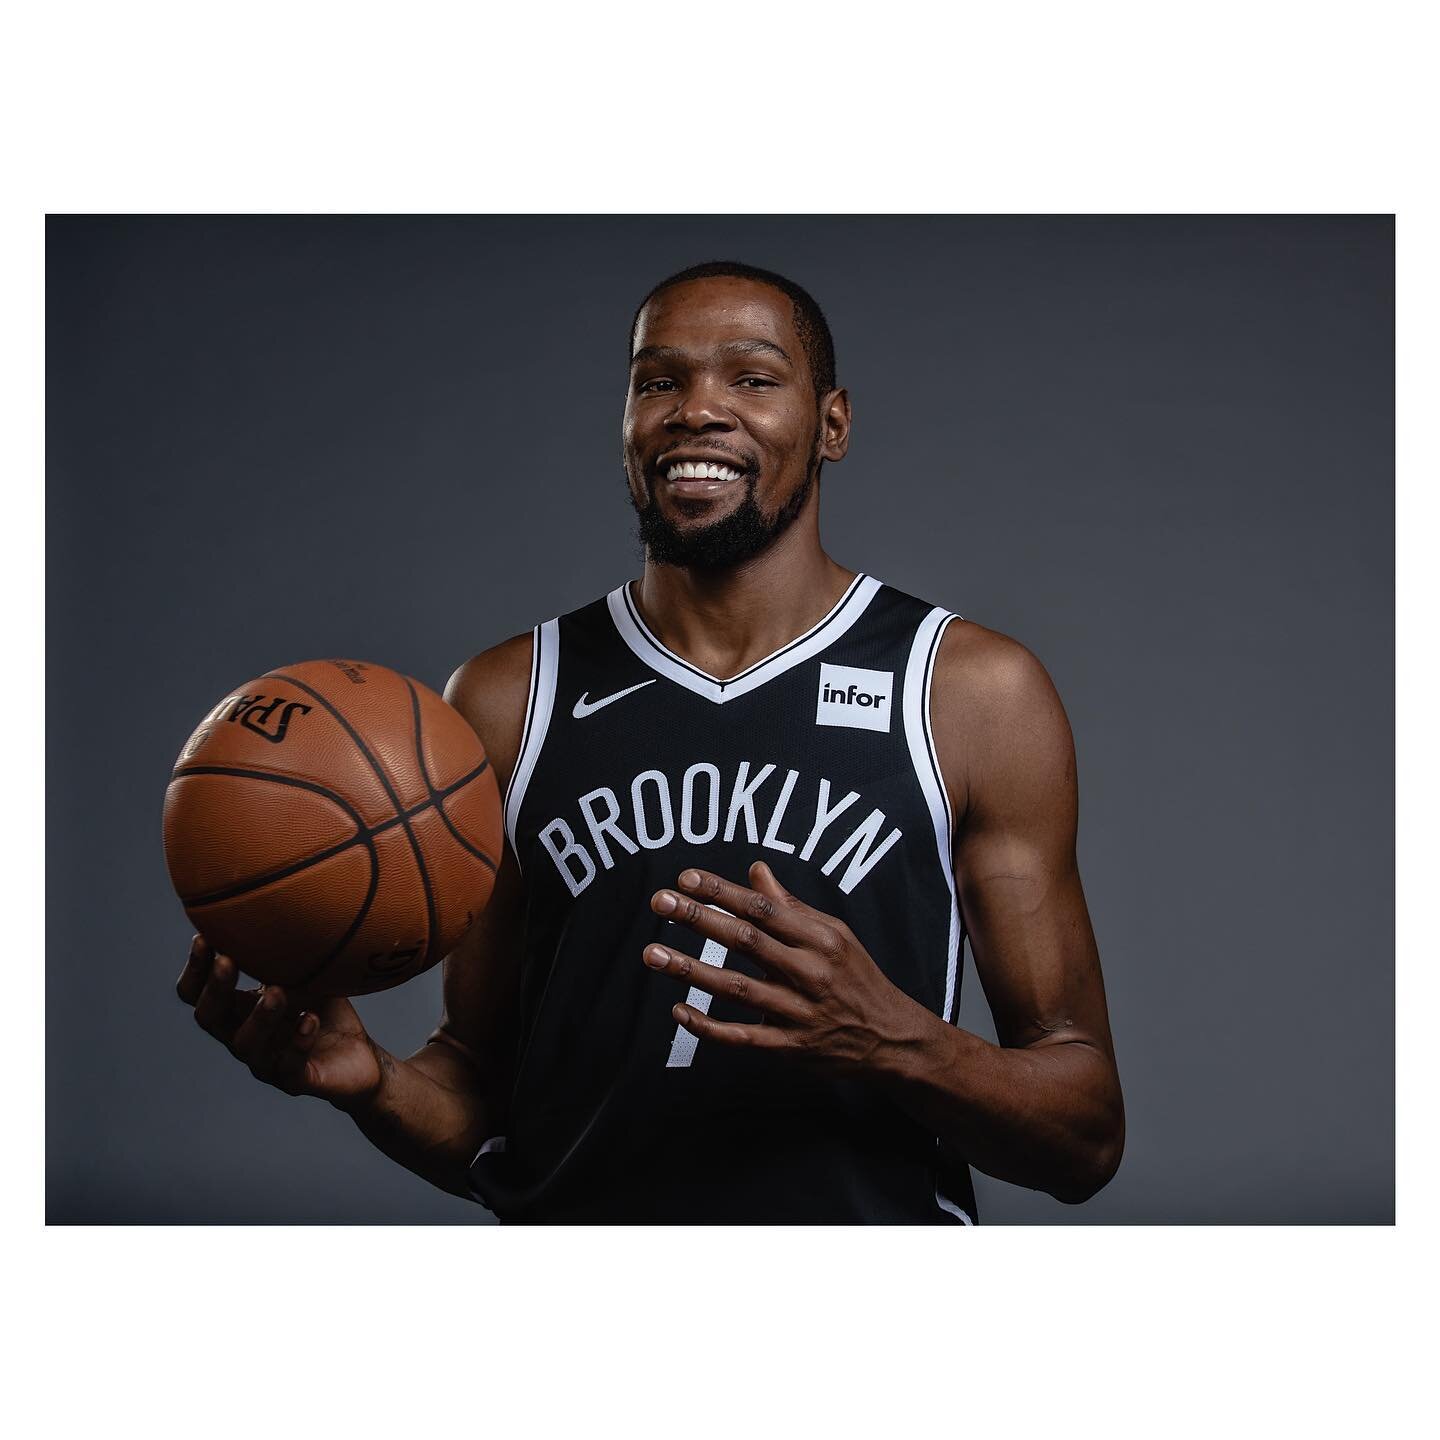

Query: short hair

[629,260,837,398]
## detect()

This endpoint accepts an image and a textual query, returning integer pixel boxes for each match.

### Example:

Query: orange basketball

[163,659,502,997]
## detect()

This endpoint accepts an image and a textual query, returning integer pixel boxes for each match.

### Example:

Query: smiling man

[177,260,1124,1223]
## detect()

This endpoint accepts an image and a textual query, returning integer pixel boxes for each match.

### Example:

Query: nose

[663,376,736,434]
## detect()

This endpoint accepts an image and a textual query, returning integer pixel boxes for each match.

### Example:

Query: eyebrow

[630,338,795,369]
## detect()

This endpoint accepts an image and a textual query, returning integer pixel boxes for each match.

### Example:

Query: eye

[736,376,778,389]
[636,378,677,394]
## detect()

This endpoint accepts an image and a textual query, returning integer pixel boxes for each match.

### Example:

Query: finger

[176,934,214,1006]
[652,886,797,971]
[672,866,826,949]
[230,986,292,1067]
[643,944,807,1020]
[672,1003,796,1052]
[749,861,796,907]
[192,952,241,1038]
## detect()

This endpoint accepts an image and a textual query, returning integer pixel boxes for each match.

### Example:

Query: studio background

[46,215,1394,1224]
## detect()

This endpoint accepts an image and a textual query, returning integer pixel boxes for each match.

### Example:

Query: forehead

[633,276,800,358]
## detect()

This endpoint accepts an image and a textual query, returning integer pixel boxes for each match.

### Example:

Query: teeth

[666,462,740,482]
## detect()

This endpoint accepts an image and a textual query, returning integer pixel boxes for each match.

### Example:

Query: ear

[818,387,851,463]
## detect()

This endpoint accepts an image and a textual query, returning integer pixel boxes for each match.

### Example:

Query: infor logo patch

[815,662,894,733]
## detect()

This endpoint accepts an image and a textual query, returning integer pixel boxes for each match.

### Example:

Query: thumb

[313,994,361,1027]
[289,993,362,1035]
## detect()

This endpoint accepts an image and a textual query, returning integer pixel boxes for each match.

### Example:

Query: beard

[629,438,821,572]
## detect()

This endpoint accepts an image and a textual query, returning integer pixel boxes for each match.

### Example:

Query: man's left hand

[645,861,925,1072]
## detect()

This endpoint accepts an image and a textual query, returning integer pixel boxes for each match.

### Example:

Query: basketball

[163,659,502,997]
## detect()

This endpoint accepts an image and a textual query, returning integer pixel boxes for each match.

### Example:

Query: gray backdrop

[46,215,1393,1224]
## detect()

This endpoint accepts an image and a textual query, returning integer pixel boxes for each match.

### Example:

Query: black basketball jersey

[468,573,977,1224]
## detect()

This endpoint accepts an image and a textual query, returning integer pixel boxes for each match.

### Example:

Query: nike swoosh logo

[572,679,657,719]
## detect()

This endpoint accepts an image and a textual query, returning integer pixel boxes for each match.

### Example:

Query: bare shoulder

[444,631,534,792]
[931,618,1066,723]
[928,618,1076,823]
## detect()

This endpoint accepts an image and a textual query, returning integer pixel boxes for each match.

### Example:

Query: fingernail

[679,870,700,890]
[262,989,282,1011]
[644,946,669,969]
[655,892,676,914]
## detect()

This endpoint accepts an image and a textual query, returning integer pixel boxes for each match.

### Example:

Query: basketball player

[177,261,1124,1222]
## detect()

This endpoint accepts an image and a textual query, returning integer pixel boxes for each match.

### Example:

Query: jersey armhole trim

[468,1135,507,1212]
[907,611,973,1228]
[902,607,963,1024]
[934,1183,975,1225]
[502,619,559,867]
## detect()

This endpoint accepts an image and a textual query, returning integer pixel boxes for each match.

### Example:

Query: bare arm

[345,849,525,1196]
[877,621,1124,1201]
[177,632,534,1201]
[345,634,534,1196]
[640,618,1122,1204]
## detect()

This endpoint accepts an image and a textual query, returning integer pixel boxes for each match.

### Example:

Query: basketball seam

[169,765,383,982]
[292,845,382,990]
[169,764,495,905]
[182,834,368,908]
[265,670,441,968]
[169,764,365,823]
[438,788,499,872]
[404,678,500,874]
[169,766,371,905]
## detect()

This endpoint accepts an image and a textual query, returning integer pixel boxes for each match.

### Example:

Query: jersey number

[664,905,730,1068]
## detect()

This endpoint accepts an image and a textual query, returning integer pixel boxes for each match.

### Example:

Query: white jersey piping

[934,1183,975,1225]
[902,605,963,1022]
[503,618,559,867]
[606,573,882,704]
[903,606,975,1227]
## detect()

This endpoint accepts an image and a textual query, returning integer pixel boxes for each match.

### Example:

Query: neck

[634,509,855,681]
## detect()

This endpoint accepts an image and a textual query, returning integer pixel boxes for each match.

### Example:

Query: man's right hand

[176,935,385,1111]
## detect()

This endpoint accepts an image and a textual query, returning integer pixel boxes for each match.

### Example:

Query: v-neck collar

[605,573,882,705]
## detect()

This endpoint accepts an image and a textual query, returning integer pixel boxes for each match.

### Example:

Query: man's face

[623,276,830,570]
